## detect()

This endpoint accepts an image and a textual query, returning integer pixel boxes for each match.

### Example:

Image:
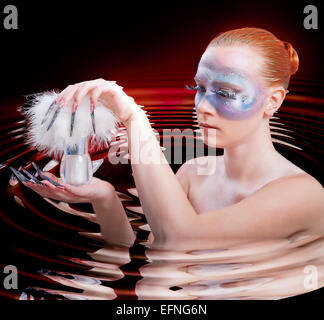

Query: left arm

[125,111,324,250]
[124,109,198,247]
[172,174,324,250]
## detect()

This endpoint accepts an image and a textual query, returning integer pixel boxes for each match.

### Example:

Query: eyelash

[185,84,237,100]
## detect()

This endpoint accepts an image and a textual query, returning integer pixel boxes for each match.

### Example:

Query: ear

[263,86,287,117]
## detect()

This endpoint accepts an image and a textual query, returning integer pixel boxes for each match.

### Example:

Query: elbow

[150,216,197,251]
[102,230,136,248]
[150,234,193,251]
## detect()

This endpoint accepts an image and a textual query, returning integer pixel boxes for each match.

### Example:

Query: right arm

[91,184,136,247]
[147,159,193,245]
[23,174,136,247]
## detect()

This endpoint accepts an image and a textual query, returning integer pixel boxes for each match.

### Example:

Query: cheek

[221,115,263,142]
[200,116,261,148]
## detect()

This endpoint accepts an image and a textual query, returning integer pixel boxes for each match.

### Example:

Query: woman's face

[193,45,270,148]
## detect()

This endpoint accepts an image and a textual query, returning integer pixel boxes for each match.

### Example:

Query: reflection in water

[0,82,323,300]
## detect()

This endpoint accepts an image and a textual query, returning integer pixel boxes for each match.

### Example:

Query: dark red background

[0,0,323,102]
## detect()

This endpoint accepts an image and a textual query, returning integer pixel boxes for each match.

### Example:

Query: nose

[195,96,217,116]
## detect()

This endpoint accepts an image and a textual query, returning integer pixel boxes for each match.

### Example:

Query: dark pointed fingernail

[9,167,31,183]
[40,172,59,186]
[90,102,96,134]
[70,109,76,137]
[41,99,57,125]
[39,172,63,187]
[31,162,63,187]
[47,104,63,131]
[31,161,40,174]
[21,169,46,186]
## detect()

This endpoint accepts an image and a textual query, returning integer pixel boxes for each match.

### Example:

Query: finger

[73,83,94,107]
[56,84,77,106]
[40,171,62,184]
[90,86,103,107]
[21,169,46,186]
[41,179,58,190]
[28,180,65,200]
[9,167,33,184]
[37,170,64,188]
[89,79,118,107]
[60,91,83,112]
[63,90,79,110]
[22,181,37,189]
[23,181,48,196]
[90,81,121,107]
[60,79,104,107]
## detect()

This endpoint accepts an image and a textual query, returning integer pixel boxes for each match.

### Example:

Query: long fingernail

[9,167,31,183]
[90,102,96,134]
[70,104,77,137]
[31,162,62,186]
[22,169,46,186]
[35,169,63,188]
[31,161,41,174]
[70,111,76,137]
[47,104,63,131]
[41,99,57,125]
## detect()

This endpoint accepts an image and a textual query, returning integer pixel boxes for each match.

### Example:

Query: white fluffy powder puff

[20,90,122,158]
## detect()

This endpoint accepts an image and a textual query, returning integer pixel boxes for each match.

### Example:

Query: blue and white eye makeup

[186,64,266,120]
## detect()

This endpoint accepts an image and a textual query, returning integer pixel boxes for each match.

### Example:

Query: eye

[214,88,237,100]
[185,84,206,93]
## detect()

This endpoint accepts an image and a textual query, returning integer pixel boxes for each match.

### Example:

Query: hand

[23,172,114,204]
[56,78,142,125]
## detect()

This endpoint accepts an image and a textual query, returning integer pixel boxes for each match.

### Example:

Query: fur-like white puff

[21,90,122,158]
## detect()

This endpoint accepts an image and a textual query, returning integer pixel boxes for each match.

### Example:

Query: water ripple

[0,87,323,300]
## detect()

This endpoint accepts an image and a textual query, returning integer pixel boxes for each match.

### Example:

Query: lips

[199,122,219,130]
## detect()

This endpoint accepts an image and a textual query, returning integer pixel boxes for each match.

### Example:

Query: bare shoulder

[175,156,219,195]
[264,172,323,196]
[252,172,324,232]
[175,156,218,179]
[264,154,324,207]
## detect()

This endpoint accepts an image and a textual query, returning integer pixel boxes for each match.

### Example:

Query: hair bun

[282,41,299,75]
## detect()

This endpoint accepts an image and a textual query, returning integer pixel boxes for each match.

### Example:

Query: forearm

[125,109,197,245]
[91,186,136,247]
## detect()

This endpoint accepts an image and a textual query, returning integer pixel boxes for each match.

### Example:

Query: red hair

[207,27,299,90]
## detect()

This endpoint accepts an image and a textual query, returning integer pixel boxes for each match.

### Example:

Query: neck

[223,121,279,182]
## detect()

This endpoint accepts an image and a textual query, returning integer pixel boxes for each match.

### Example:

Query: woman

[22,27,324,251]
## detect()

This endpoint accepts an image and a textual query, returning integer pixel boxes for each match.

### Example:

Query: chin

[201,136,218,148]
